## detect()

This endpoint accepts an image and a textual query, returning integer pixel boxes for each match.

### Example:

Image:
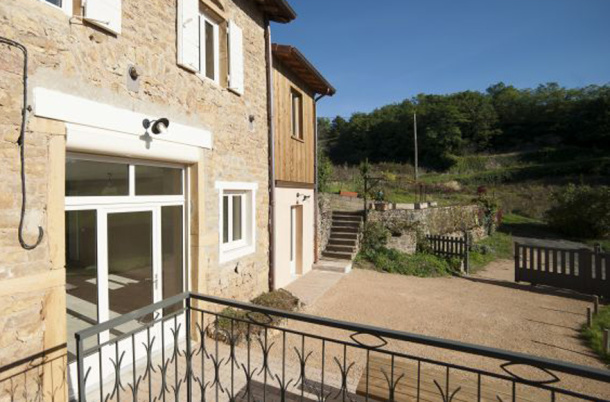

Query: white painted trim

[34,88,213,150]
[66,124,202,163]
[199,12,220,85]
[215,181,258,264]
[215,181,259,191]
[40,0,72,16]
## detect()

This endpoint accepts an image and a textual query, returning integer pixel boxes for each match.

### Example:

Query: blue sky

[272,0,610,118]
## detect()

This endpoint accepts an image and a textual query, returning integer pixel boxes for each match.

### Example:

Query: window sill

[219,244,256,264]
[291,136,305,143]
[196,73,222,88]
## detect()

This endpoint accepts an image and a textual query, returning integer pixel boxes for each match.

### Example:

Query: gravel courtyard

[289,260,610,399]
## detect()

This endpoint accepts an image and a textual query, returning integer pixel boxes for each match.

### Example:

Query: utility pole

[413,112,419,182]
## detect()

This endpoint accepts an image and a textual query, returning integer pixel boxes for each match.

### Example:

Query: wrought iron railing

[74,292,610,401]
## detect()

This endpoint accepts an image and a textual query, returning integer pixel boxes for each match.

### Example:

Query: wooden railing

[515,243,609,297]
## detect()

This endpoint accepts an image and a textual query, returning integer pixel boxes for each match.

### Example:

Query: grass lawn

[581,305,610,364]
[356,248,461,277]
[469,231,514,272]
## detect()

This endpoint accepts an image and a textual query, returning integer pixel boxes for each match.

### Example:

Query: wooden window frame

[291,87,304,141]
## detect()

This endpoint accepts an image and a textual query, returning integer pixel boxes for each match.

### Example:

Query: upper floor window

[291,88,303,140]
[177,0,244,94]
[40,0,73,16]
[200,12,220,83]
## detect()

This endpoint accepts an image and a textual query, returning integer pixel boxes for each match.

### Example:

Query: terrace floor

[289,260,609,399]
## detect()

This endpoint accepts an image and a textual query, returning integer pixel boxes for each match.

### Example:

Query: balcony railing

[74,292,610,401]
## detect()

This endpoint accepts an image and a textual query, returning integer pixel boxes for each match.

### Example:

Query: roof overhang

[272,44,336,96]
[254,0,297,23]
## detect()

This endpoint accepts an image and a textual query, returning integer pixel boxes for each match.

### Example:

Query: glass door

[65,155,187,397]
[105,209,159,325]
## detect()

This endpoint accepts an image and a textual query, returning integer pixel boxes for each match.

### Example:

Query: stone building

[0,0,296,399]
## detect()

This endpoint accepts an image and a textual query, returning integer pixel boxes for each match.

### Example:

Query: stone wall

[316,193,333,260]
[368,205,486,254]
[0,0,272,397]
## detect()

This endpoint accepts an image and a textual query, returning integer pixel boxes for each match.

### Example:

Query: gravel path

[292,260,610,399]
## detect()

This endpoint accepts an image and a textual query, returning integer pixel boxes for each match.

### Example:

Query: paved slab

[284,269,346,307]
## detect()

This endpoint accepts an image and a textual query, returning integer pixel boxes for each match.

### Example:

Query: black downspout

[265,20,276,291]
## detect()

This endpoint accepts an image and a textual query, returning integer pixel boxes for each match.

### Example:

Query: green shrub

[317,152,334,193]
[361,221,390,252]
[214,289,300,341]
[581,305,610,364]
[449,155,488,173]
[545,184,610,238]
[359,248,458,277]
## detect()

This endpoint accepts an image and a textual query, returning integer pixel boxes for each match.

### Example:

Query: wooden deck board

[356,354,539,402]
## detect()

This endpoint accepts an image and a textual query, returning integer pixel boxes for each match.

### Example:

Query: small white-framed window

[222,191,246,249]
[199,11,220,84]
[291,88,303,140]
[216,181,258,263]
[40,0,73,15]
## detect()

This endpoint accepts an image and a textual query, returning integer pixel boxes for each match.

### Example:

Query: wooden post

[514,243,520,283]
[604,329,610,354]
[593,295,599,315]
[587,307,593,327]
[463,231,470,275]
[413,113,418,182]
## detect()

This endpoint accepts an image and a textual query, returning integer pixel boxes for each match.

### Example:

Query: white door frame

[65,154,188,396]
[290,206,297,277]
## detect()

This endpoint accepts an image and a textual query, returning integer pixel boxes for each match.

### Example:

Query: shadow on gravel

[463,276,594,302]
[498,222,563,240]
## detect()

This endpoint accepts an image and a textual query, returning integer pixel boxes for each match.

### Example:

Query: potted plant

[374,190,388,211]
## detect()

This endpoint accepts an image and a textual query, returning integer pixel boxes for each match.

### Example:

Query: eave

[272,44,336,96]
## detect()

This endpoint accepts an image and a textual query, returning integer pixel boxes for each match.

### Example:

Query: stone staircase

[314,211,363,274]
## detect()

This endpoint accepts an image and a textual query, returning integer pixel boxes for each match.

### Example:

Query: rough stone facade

[316,193,333,260]
[369,205,487,254]
[0,0,274,398]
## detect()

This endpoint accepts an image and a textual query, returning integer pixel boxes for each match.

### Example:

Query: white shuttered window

[84,0,122,35]
[177,0,200,72]
[176,2,245,93]
[228,20,244,95]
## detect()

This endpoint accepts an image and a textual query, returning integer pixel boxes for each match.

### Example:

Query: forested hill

[319,82,610,170]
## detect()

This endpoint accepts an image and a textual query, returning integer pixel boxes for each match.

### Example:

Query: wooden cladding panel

[273,59,316,184]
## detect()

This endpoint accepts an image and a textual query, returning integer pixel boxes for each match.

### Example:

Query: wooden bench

[356,354,539,402]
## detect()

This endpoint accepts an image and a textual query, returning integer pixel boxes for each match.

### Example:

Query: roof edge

[272,44,336,96]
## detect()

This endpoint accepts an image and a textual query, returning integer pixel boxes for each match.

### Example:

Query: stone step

[325,245,356,254]
[313,258,353,274]
[333,211,364,217]
[322,251,354,260]
[332,221,360,229]
[332,215,362,223]
[331,226,359,234]
[330,232,359,240]
[328,239,357,247]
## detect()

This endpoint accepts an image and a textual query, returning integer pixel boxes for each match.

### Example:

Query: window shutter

[83,0,122,35]
[177,0,200,72]
[228,20,244,95]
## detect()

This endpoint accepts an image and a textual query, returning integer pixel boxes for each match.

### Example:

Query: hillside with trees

[318,82,610,248]
[320,82,610,170]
